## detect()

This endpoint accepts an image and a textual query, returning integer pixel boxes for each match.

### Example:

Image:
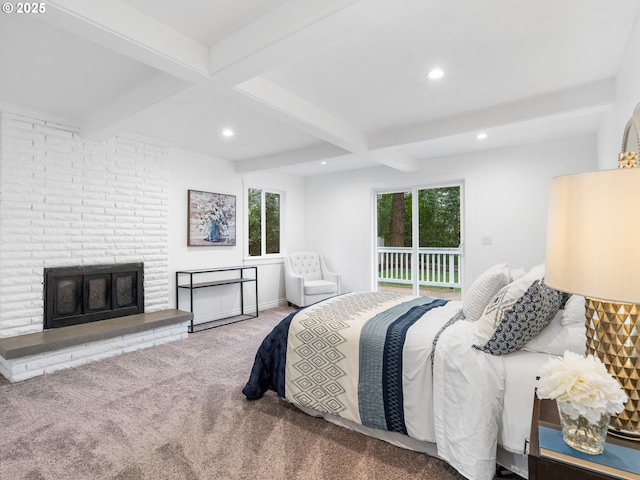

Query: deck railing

[377,247,461,289]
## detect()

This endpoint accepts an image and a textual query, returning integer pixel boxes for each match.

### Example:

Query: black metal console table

[176,266,258,332]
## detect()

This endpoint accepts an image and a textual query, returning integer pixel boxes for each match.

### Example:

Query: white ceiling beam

[44,0,210,83]
[210,0,420,154]
[41,0,212,142]
[209,0,416,85]
[372,151,420,173]
[81,74,192,141]
[235,144,348,173]
[42,0,423,158]
[234,76,368,153]
[370,79,616,151]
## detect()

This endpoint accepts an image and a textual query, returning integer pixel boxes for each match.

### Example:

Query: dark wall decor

[187,190,236,246]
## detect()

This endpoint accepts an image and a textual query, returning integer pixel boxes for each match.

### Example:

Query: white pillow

[560,294,586,325]
[523,309,586,355]
[462,263,511,321]
[474,263,545,345]
[510,268,526,281]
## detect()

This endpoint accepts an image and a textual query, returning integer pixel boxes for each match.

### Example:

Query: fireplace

[43,263,144,329]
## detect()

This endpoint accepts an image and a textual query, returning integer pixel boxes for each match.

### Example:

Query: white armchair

[284,252,341,307]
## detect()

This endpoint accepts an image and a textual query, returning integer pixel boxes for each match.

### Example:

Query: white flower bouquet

[537,351,628,454]
[537,351,627,422]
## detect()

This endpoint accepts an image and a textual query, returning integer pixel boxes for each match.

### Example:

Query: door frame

[372,180,465,297]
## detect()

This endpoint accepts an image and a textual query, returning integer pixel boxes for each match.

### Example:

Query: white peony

[536,351,628,424]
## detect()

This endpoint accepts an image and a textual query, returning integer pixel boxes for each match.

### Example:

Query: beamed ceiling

[0,0,638,176]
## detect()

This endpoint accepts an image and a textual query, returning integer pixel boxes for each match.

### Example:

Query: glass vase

[557,401,610,455]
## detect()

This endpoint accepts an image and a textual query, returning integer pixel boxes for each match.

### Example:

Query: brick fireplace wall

[0,111,171,339]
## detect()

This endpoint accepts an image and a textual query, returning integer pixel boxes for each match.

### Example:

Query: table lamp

[544,105,640,439]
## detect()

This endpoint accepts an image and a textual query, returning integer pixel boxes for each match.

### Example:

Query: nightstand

[528,396,639,480]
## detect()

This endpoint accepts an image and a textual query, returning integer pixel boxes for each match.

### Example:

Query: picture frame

[187,190,236,246]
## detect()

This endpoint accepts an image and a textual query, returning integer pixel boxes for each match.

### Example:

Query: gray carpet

[0,305,519,479]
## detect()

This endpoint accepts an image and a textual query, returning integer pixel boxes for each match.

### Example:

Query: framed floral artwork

[187,190,236,246]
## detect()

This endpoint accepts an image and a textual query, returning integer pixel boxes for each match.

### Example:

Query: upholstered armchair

[284,252,341,307]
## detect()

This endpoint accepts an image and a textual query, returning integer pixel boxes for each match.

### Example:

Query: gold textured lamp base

[585,298,640,439]
[618,151,638,169]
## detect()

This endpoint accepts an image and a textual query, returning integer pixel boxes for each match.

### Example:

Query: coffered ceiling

[0,0,638,175]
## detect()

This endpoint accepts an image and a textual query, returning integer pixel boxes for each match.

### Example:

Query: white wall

[305,135,598,296]
[598,11,640,168]
[167,149,306,323]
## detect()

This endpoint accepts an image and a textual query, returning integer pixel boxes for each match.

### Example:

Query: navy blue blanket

[242,309,298,400]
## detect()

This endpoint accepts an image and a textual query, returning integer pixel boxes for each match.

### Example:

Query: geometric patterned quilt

[284,292,448,435]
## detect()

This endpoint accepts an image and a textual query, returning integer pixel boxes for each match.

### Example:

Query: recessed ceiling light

[222,129,234,137]
[427,68,444,80]
[477,132,488,140]
[321,161,327,165]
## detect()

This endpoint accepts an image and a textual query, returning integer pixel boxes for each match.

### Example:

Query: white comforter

[433,319,548,480]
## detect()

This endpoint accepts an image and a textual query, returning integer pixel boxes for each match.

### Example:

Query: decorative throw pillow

[474,263,545,340]
[560,294,586,325]
[462,263,511,321]
[473,278,564,355]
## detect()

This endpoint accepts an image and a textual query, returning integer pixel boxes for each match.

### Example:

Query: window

[247,188,281,256]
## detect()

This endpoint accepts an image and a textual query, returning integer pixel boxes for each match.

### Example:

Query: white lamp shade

[545,168,640,304]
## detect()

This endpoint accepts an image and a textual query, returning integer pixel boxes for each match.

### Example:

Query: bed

[242,263,586,480]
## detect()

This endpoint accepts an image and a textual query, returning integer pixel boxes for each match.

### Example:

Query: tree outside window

[248,188,281,256]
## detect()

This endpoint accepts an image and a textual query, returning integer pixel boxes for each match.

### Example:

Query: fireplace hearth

[44,263,144,329]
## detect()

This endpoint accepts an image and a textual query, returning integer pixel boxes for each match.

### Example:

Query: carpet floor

[0,305,521,480]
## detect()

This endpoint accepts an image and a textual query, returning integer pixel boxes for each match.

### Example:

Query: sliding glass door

[375,184,462,299]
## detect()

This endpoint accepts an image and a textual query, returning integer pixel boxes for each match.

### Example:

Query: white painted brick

[122,340,157,354]
[142,329,173,342]
[0,328,183,379]
[0,361,9,379]
[1,113,169,338]
[43,194,84,207]
[25,351,75,371]
[6,117,38,129]
[28,234,73,245]
[38,251,74,262]
[34,124,74,139]
[0,258,44,270]
[0,323,40,335]
[7,369,43,382]
[0,317,35,330]
[0,249,34,259]
[0,275,42,288]
[33,205,74,215]
[44,357,88,375]
[5,358,29,375]
[0,290,41,304]
[38,139,73,152]
[43,119,76,130]
[86,349,126,363]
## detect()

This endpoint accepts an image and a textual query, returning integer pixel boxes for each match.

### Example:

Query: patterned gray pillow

[473,280,564,355]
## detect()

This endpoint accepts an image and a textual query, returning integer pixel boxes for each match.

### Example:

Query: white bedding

[286,294,549,480]
[245,289,571,480]
[284,293,462,441]
[433,319,553,480]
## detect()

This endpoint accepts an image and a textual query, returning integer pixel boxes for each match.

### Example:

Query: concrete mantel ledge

[0,309,193,360]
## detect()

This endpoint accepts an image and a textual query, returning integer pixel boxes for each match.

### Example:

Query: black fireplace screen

[44,263,144,329]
